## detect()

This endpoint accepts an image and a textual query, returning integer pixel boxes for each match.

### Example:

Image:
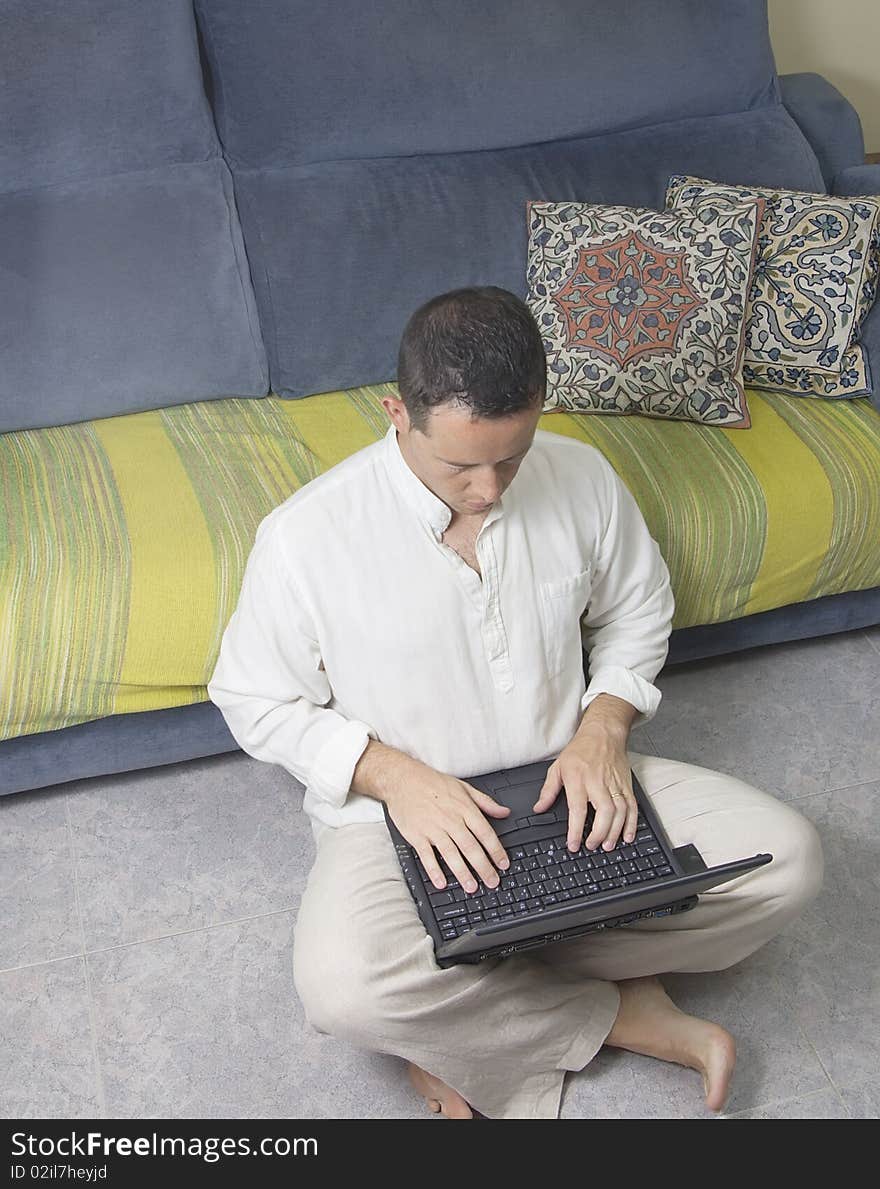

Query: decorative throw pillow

[666,175,880,399]
[526,197,763,428]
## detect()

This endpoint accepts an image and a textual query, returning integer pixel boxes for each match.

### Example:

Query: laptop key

[438,905,467,919]
[656,866,673,876]
[428,891,455,906]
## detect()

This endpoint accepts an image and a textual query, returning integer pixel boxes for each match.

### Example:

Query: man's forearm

[354,696,636,805]
[351,738,424,804]
[576,692,638,743]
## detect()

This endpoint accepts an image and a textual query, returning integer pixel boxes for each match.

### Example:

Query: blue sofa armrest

[833,165,880,414]
[832,163,880,197]
[857,300,880,414]
[778,72,865,191]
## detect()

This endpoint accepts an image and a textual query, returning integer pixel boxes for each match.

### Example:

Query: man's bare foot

[604,975,736,1111]
[407,1061,474,1118]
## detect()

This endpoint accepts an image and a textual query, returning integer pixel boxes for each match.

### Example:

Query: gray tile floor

[3,625,879,1120]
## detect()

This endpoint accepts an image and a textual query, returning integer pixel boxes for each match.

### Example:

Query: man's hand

[353,742,513,891]
[532,717,636,853]
[382,757,512,893]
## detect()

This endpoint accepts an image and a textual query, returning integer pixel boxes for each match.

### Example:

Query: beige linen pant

[292,750,823,1119]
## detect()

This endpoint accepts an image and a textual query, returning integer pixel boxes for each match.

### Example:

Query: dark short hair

[396,287,546,434]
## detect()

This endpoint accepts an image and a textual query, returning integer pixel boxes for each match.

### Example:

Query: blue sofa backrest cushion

[195,0,826,401]
[0,0,268,433]
[198,0,781,165]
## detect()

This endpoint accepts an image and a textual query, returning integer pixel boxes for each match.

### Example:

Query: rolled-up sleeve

[579,458,675,727]
[207,521,376,809]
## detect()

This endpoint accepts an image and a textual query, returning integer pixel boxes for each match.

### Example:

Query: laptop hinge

[673,844,708,875]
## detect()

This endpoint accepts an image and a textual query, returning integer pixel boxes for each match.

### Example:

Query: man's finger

[437,838,480,894]
[415,842,448,891]
[566,799,589,853]
[602,794,629,851]
[466,785,512,818]
[464,811,510,872]
[622,793,638,845]
[448,826,504,890]
[584,795,616,851]
[533,763,562,812]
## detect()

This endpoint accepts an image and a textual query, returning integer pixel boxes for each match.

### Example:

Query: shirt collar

[383,423,504,537]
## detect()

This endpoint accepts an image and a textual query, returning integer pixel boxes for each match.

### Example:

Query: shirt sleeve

[207,519,377,809]
[579,457,675,728]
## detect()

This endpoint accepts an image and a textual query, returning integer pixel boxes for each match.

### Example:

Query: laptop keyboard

[416,812,674,943]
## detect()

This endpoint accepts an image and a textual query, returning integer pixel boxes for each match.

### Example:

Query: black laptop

[384,758,772,968]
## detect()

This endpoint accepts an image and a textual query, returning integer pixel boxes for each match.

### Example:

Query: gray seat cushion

[0,0,267,432]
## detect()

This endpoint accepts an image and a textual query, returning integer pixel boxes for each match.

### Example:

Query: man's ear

[381,395,410,432]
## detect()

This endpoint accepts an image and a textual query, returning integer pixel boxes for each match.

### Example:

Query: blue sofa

[2,0,879,796]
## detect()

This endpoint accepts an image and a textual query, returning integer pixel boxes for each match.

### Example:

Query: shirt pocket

[538,566,592,679]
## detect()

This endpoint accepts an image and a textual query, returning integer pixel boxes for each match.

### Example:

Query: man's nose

[474,473,503,501]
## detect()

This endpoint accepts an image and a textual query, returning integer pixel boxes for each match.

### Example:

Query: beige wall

[769,0,880,153]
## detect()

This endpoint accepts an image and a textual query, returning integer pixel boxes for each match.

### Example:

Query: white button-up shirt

[208,423,674,837]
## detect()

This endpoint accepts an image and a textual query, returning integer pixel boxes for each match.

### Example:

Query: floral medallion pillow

[666,175,880,399]
[527,197,763,427]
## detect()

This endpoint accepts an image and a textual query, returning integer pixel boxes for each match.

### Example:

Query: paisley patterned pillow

[526,198,763,427]
[666,175,880,399]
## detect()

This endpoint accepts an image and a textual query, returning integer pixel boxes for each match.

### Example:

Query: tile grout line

[0,903,301,977]
[721,1084,844,1119]
[784,775,880,802]
[863,628,880,659]
[768,964,852,1120]
[64,794,108,1118]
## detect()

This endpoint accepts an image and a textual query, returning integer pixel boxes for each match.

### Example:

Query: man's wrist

[576,693,637,744]
[350,738,421,805]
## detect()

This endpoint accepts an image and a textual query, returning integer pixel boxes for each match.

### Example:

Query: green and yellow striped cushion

[2,385,879,741]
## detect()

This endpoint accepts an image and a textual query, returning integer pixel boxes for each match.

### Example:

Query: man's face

[384,396,543,518]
